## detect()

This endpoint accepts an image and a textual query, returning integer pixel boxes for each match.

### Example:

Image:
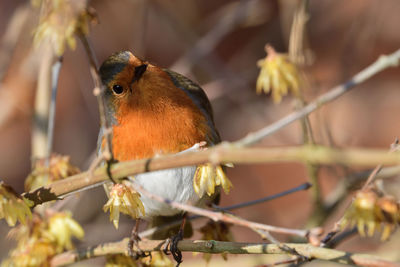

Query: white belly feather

[132,166,199,217]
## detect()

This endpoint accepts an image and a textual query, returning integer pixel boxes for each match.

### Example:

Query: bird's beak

[130,64,148,87]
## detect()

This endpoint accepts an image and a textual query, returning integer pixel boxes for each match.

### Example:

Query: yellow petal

[4,203,17,226]
[68,219,84,239]
[357,220,366,237]
[198,166,208,198]
[206,166,215,196]
[103,198,113,212]
[217,167,232,195]
[193,167,201,195]
[366,220,376,237]
[381,224,393,241]
[110,200,121,229]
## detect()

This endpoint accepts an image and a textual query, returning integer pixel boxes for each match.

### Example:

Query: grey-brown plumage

[164,69,221,145]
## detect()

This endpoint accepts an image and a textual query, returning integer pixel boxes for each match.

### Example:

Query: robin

[98,51,224,265]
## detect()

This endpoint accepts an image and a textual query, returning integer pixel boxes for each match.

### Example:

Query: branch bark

[51,239,400,267]
[24,145,400,205]
[79,34,113,161]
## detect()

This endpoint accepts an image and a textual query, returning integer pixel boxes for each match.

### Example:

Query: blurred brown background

[1,0,400,266]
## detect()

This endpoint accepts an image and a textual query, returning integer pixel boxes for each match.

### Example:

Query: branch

[0,4,30,82]
[23,145,400,205]
[235,48,400,146]
[171,0,252,74]
[217,182,311,211]
[51,239,400,267]
[32,43,57,159]
[46,57,62,163]
[79,34,113,161]
[132,183,310,238]
[288,0,312,65]
[325,165,400,210]
[139,183,311,239]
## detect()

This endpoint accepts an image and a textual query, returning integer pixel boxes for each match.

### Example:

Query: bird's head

[98,51,213,159]
[99,51,149,114]
[99,51,198,117]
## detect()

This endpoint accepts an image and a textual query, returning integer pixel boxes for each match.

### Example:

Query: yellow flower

[3,210,84,266]
[340,190,400,241]
[103,183,145,229]
[46,211,84,252]
[105,254,138,267]
[256,44,301,103]
[25,154,80,191]
[2,215,55,267]
[141,251,173,267]
[32,0,97,55]
[376,196,400,241]
[193,165,232,198]
[199,221,233,262]
[0,182,33,226]
[7,215,44,245]
[2,240,55,267]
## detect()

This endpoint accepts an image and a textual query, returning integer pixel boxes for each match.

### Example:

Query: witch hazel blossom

[103,183,145,229]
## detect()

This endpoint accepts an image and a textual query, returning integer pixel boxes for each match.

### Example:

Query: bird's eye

[112,84,124,94]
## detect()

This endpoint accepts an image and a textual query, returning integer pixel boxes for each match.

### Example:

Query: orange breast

[111,67,210,161]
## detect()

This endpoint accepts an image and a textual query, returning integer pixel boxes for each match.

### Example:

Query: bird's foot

[128,222,150,260]
[162,229,184,267]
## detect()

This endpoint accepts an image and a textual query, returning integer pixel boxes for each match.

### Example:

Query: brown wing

[164,69,221,145]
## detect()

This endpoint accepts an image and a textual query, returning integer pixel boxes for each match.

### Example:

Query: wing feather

[164,69,221,144]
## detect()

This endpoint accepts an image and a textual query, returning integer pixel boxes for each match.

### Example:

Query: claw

[162,214,187,267]
[128,231,142,259]
[163,229,183,267]
[171,229,183,266]
[162,238,171,255]
[127,219,150,260]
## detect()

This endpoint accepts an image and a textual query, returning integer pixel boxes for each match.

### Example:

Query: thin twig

[46,57,63,165]
[288,0,312,65]
[141,183,312,239]
[361,139,400,190]
[0,3,31,82]
[236,48,400,147]
[215,182,311,211]
[132,183,310,238]
[50,239,400,267]
[0,4,30,82]
[151,0,247,93]
[171,0,251,74]
[32,43,57,159]
[319,222,341,248]
[325,165,400,211]
[251,228,310,264]
[79,34,112,161]
[324,228,358,249]
[361,165,383,191]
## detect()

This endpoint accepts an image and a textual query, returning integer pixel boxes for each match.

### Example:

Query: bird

[98,51,224,265]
